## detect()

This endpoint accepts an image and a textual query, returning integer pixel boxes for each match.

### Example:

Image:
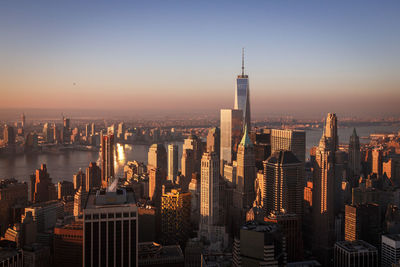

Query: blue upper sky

[1,0,399,118]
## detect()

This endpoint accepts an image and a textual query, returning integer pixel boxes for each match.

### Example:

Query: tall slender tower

[220,109,243,165]
[312,113,338,264]
[168,144,178,182]
[200,152,220,227]
[235,125,256,208]
[348,128,361,187]
[147,143,167,179]
[234,48,251,130]
[101,133,115,188]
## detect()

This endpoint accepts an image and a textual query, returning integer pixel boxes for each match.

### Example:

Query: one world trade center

[234,48,251,130]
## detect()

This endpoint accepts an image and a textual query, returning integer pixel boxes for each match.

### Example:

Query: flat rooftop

[241,220,279,233]
[85,187,136,209]
[335,240,377,253]
[138,242,183,260]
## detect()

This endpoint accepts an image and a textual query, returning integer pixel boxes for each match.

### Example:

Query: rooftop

[241,220,279,233]
[138,242,183,262]
[85,187,136,209]
[266,150,301,165]
[335,240,377,253]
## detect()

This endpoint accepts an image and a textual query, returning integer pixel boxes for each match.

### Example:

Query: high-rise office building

[83,187,138,267]
[0,179,28,235]
[264,150,303,215]
[3,124,15,145]
[147,143,167,179]
[54,222,83,267]
[382,234,400,267]
[372,149,383,178]
[312,113,338,262]
[344,203,381,248]
[167,144,178,182]
[101,133,115,188]
[57,181,74,199]
[161,188,191,247]
[42,123,54,143]
[73,169,86,190]
[348,128,361,187]
[181,148,194,183]
[85,123,90,137]
[334,240,378,267]
[73,187,88,217]
[63,117,70,129]
[234,48,251,130]
[199,151,228,246]
[85,162,101,192]
[200,152,220,227]
[220,109,243,165]
[21,113,26,128]
[32,164,56,203]
[325,113,338,151]
[232,221,286,267]
[270,129,306,164]
[265,212,303,262]
[24,200,64,233]
[90,123,95,136]
[148,168,163,208]
[117,122,125,139]
[235,126,256,209]
[207,127,220,158]
[183,135,203,174]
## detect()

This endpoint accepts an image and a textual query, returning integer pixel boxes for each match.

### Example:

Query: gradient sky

[1,0,399,118]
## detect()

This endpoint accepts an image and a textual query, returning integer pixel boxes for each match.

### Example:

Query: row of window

[85,212,136,220]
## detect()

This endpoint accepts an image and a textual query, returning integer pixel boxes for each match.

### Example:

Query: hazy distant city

[1,1,400,267]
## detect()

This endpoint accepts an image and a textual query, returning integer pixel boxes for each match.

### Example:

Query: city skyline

[1,1,400,118]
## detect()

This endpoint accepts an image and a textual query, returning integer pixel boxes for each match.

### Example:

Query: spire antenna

[241,47,245,76]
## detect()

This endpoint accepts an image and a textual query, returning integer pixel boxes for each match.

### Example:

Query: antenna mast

[241,47,245,76]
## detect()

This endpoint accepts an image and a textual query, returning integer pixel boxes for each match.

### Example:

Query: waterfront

[0,124,399,184]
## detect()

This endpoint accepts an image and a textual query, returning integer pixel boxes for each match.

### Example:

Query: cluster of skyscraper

[2,52,400,267]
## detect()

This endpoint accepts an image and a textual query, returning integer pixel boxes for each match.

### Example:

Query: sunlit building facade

[220,109,243,166]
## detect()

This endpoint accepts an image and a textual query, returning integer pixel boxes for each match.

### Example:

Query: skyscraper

[232,221,287,267]
[73,169,86,190]
[148,168,163,207]
[381,234,400,267]
[325,113,339,151]
[85,162,101,192]
[234,48,251,130]
[348,128,361,187]
[167,144,178,182]
[147,143,167,179]
[270,129,306,164]
[101,133,115,188]
[33,164,56,203]
[200,152,220,227]
[344,203,381,248]
[21,113,26,128]
[182,135,203,174]
[90,123,95,136]
[334,240,378,267]
[161,188,191,247]
[83,187,138,267]
[181,148,194,181]
[199,152,228,245]
[220,109,243,165]
[312,113,338,263]
[207,127,220,158]
[3,124,15,145]
[235,126,256,209]
[264,150,303,215]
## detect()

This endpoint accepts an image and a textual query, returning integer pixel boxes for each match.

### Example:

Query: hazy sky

[1,0,399,118]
